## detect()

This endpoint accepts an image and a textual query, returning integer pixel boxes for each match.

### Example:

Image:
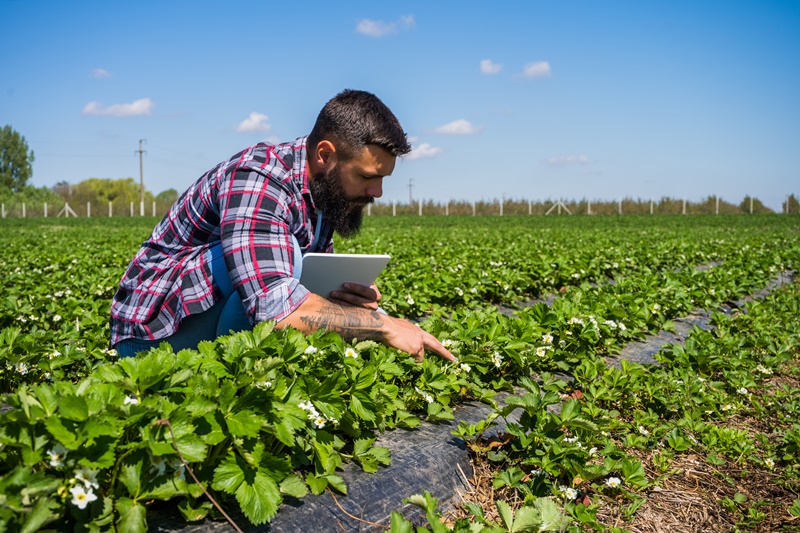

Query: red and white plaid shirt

[110,136,334,345]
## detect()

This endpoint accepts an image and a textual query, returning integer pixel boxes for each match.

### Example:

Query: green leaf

[322,474,347,495]
[496,500,513,530]
[178,498,212,522]
[511,506,542,532]
[20,496,60,533]
[559,399,580,422]
[225,409,262,438]
[59,395,89,422]
[279,474,308,499]
[234,471,282,526]
[305,473,328,495]
[354,365,378,390]
[119,453,144,496]
[788,498,800,518]
[389,511,414,533]
[350,392,377,422]
[43,417,79,449]
[534,497,570,531]
[115,497,147,533]
[212,453,245,494]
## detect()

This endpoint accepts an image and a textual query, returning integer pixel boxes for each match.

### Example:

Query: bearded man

[110,89,453,362]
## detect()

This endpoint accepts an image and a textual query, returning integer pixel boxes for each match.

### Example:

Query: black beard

[309,165,373,238]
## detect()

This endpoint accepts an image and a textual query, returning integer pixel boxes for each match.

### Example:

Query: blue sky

[2,0,799,210]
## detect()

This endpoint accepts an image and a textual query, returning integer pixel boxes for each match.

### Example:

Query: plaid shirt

[110,136,334,345]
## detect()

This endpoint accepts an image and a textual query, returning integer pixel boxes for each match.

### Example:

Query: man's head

[308,90,410,237]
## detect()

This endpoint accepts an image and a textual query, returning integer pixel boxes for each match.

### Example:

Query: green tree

[155,188,179,205]
[783,194,799,214]
[739,195,773,214]
[0,125,35,192]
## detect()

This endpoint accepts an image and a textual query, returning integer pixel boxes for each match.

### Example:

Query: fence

[1,195,797,219]
[0,200,175,219]
[364,195,797,217]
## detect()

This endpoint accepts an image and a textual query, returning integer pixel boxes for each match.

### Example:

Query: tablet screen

[299,253,390,298]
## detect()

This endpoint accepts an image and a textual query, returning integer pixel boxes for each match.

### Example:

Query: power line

[135,139,147,216]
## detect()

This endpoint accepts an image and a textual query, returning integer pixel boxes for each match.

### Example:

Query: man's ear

[314,140,337,169]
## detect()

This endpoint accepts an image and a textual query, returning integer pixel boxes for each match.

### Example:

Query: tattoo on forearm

[298,300,385,341]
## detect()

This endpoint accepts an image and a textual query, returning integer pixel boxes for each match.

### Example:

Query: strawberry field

[1,215,799,532]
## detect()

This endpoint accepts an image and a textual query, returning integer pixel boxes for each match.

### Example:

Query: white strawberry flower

[490,351,504,368]
[69,484,98,510]
[74,468,100,490]
[344,347,359,359]
[535,346,547,357]
[414,386,434,404]
[47,444,69,468]
[606,477,621,488]
[124,395,139,406]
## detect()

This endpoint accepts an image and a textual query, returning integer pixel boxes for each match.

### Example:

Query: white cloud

[92,68,111,79]
[356,15,415,37]
[433,119,482,135]
[82,98,153,117]
[545,155,590,166]
[480,59,502,75]
[405,142,443,160]
[520,61,552,78]
[235,112,271,133]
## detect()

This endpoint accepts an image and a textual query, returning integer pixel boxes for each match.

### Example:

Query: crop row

[0,215,797,531]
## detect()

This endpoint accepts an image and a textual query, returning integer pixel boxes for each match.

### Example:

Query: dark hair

[308,89,411,159]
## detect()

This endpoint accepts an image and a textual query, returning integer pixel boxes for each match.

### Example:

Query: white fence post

[109,202,112,217]
[418,199,422,216]
[22,203,26,218]
[445,202,449,216]
[587,199,591,215]
[152,201,156,216]
[618,199,622,215]
[130,202,134,216]
[750,197,753,214]
[499,198,504,217]
[715,196,719,215]
[140,201,144,217]
[472,201,476,216]
[650,199,654,215]
[682,198,687,215]
[87,202,91,218]
[528,199,532,215]
[367,203,371,216]
[44,202,47,217]
[392,200,396,217]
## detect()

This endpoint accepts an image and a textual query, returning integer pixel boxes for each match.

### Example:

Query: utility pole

[136,139,147,216]
[407,178,414,205]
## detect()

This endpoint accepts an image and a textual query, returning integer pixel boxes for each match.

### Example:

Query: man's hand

[383,316,456,362]
[329,282,381,311]
[276,293,455,362]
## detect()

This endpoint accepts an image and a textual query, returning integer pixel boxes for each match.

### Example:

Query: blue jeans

[115,236,303,357]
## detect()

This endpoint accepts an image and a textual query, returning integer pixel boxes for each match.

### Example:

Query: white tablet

[299,253,390,298]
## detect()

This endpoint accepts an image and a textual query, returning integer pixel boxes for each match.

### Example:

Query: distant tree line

[0,124,178,217]
[368,195,799,216]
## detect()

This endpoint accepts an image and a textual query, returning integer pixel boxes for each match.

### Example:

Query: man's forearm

[276,293,388,341]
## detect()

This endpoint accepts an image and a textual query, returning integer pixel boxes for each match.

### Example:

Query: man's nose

[367,178,383,199]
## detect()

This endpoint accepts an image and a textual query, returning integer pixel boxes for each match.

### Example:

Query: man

[110,89,453,362]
